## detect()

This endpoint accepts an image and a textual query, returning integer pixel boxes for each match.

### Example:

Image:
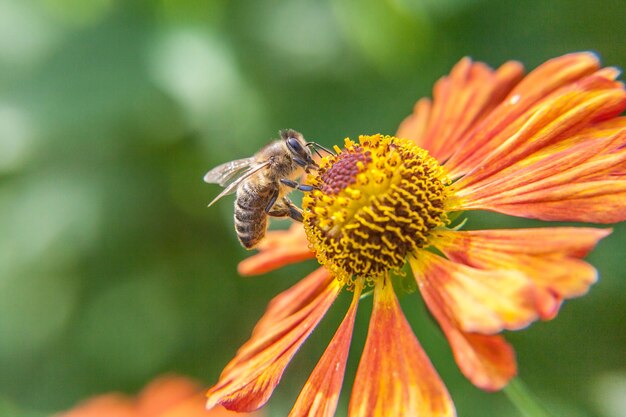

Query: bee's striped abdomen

[234,181,271,249]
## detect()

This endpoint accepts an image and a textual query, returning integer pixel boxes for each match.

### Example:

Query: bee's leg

[280,178,315,192]
[267,197,303,222]
[265,188,289,217]
[265,188,280,213]
[282,197,304,222]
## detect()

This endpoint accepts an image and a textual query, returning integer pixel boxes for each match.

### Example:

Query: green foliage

[1,0,625,416]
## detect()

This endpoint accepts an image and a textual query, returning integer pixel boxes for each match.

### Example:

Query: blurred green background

[1,0,625,416]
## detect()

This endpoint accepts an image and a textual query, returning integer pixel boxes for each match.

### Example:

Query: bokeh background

[1,0,625,416]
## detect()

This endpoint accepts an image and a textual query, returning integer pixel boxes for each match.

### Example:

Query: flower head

[206,52,626,416]
[304,135,449,283]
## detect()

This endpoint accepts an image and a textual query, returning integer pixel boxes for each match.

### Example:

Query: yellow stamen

[303,134,450,286]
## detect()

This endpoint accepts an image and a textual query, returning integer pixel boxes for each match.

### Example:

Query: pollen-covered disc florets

[303,134,450,285]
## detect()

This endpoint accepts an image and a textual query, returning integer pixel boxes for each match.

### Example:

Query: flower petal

[238,224,315,276]
[57,395,136,417]
[450,121,626,201]
[468,183,626,224]
[419,283,517,391]
[288,285,361,417]
[451,71,626,186]
[445,52,607,177]
[138,375,204,417]
[206,270,342,412]
[431,228,609,319]
[251,267,332,337]
[447,72,626,223]
[452,140,626,221]
[348,280,455,417]
[396,57,523,163]
[56,375,234,417]
[410,252,538,334]
[396,98,432,147]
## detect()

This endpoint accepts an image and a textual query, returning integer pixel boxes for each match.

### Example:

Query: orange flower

[57,374,262,417]
[206,52,626,416]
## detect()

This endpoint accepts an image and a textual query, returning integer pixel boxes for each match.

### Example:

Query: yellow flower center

[303,134,450,286]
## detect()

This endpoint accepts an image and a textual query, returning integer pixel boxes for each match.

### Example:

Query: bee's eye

[287,137,304,155]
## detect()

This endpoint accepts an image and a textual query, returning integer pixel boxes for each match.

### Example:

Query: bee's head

[280,129,319,173]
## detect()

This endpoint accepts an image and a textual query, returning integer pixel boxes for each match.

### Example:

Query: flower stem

[504,378,552,417]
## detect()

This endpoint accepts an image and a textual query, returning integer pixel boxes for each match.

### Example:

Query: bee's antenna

[306,142,335,156]
[309,146,324,158]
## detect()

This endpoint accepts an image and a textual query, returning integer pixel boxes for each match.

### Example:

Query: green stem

[503,378,552,417]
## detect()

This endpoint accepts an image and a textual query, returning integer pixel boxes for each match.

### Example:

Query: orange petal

[56,394,136,417]
[434,227,611,257]
[238,224,315,276]
[206,270,342,412]
[56,375,257,417]
[507,52,604,99]
[465,182,626,223]
[450,122,626,203]
[202,405,264,417]
[396,98,432,147]
[396,57,523,163]
[419,282,517,391]
[348,280,455,417]
[446,70,626,223]
[138,375,201,416]
[445,52,606,177]
[164,402,256,417]
[251,267,333,337]
[454,175,626,224]
[410,252,538,334]
[450,73,626,189]
[431,228,609,319]
[288,285,361,417]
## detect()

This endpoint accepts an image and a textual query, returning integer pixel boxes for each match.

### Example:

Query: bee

[204,129,329,249]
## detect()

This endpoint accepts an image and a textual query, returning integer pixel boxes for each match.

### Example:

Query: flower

[57,374,262,417]
[206,52,626,417]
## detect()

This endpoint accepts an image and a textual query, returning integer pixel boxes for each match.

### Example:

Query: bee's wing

[204,157,256,186]
[207,160,271,207]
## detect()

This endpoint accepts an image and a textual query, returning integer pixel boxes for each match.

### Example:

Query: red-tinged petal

[251,268,332,337]
[458,179,626,223]
[348,280,455,417]
[450,124,626,206]
[444,331,516,392]
[238,224,314,276]
[163,402,257,417]
[450,132,626,219]
[206,274,343,412]
[203,406,264,417]
[288,285,362,417]
[434,227,611,257]
[444,53,613,177]
[529,117,626,161]
[504,52,603,105]
[396,58,523,162]
[416,278,517,391]
[450,75,626,189]
[431,228,609,319]
[410,251,538,334]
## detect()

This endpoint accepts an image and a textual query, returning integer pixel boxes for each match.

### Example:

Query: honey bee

[204,129,328,249]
